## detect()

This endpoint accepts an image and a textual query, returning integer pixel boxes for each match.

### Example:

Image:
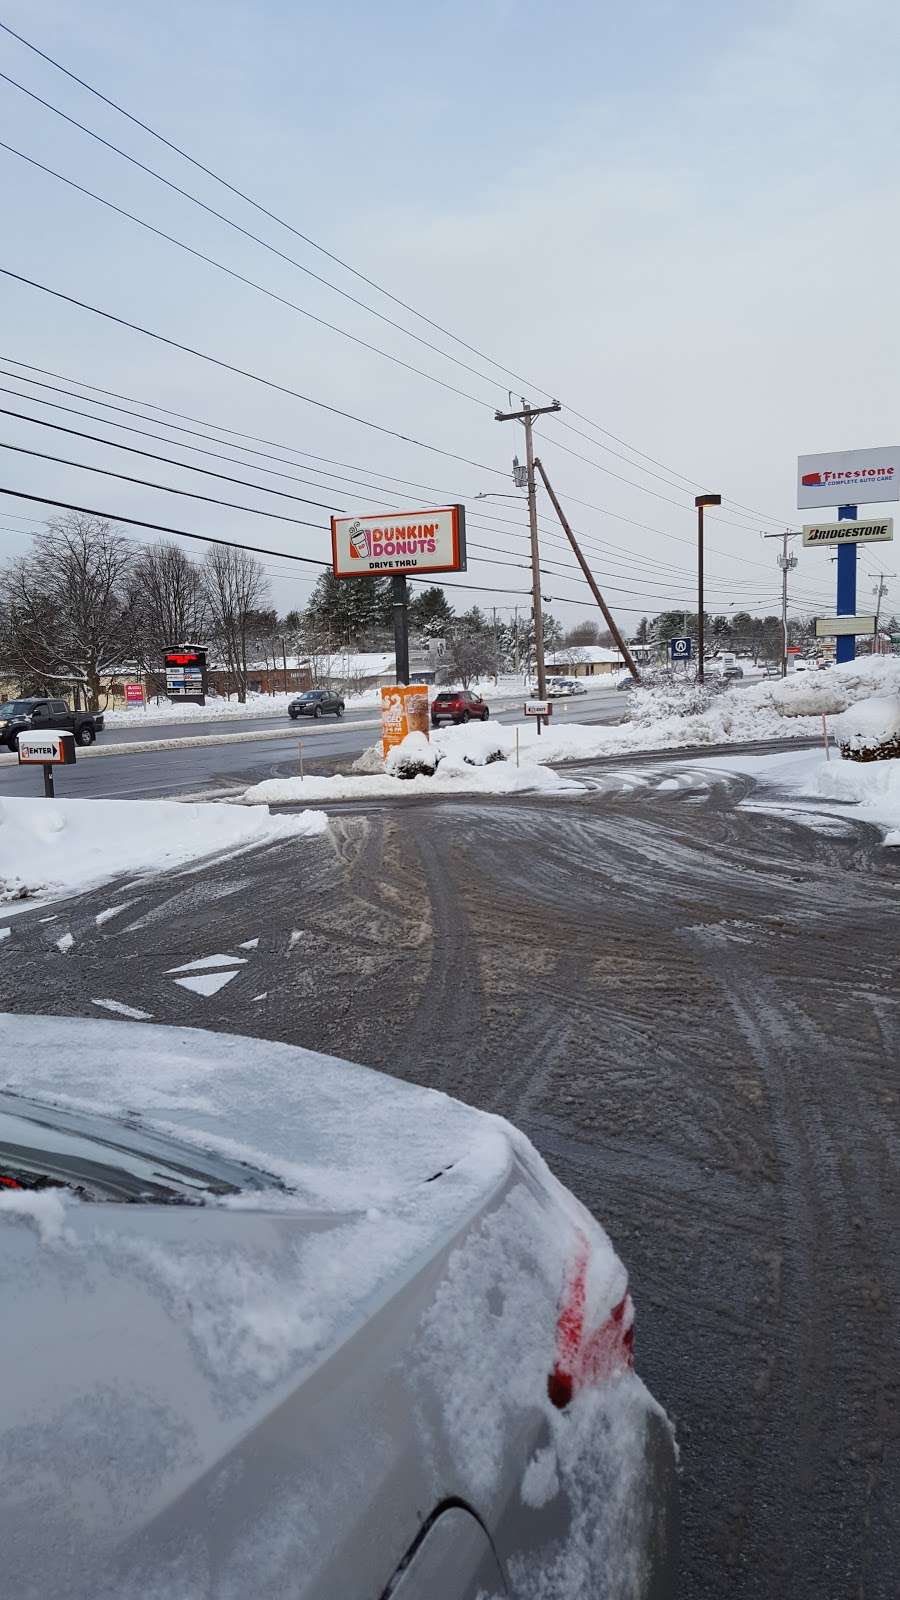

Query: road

[2,750,897,1598]
[0,685,627,799]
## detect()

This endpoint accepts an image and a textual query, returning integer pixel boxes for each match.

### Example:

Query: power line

[0,138,498,413]
[0,440,332,530]
[0,268,507,478]
[0,353,783,587]
[0,21,798,531]
[0,404,345,511]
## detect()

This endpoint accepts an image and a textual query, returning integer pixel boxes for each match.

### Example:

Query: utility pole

[873,574,889,651]
[495,400,561,698]
[695,494,721,684]
[763,529,800,676]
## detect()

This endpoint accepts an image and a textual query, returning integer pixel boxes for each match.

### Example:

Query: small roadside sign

[124,682,144,705]
[669,636,692,660]
[17,729,76,798]
[524,699,552,718]
[380,683,429,759]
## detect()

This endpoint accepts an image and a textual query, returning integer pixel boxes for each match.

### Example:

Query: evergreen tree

[409,586,453,636]
[304,570,391,645]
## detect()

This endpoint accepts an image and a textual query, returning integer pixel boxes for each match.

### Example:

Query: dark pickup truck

[0,697,105,751]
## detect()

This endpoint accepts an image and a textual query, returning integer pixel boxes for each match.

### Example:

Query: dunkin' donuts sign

[331,505,466,578]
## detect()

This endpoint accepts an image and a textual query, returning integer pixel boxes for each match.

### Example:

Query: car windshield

[0,702,33,715]
[298,691,322,699]
[0,1093,281,1204]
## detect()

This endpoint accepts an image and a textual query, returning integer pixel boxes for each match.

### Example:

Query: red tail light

[548,1236,634,1409]
[0,1175,21,1189]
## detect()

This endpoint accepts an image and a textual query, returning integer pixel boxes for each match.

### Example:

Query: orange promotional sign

[381,684,430,759]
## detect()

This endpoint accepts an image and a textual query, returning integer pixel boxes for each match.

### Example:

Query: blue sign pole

[835,504,858,663]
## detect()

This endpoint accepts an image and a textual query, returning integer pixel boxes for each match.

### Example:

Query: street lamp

[695,493,722,683]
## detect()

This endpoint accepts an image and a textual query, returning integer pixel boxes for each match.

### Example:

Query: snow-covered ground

[0,796,328,912]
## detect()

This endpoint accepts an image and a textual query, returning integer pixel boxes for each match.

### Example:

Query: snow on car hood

[0,1013,508,1210]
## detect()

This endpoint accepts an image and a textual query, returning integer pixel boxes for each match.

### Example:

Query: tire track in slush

[707,962,898,1599]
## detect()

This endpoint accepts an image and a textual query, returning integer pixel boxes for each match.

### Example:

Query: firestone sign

[797,447,900,509]
[331,506,466,578]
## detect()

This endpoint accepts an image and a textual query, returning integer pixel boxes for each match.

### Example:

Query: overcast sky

[2,0,898,632]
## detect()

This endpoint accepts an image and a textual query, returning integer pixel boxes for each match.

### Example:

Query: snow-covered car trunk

[0,1016,675,1600]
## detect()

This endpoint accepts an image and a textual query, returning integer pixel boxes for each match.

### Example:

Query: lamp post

[695,493,722,683]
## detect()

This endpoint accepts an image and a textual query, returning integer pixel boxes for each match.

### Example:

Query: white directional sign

[16,730,76,765]
[798,447,900,509]
[814,615,877,638]
[524,700,552,718]
[802,518,893,548]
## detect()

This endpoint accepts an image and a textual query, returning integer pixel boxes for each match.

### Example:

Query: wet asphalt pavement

[2,751,899,1598]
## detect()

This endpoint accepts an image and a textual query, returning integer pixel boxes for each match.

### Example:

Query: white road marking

[252,992,268,1001]
[91,998,153,1020]
[172,970,240,997]
[95,901,139,926]
[166,953,248,973]
[238,938,260,950]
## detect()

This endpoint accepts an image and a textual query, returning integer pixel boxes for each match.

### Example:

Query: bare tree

[202,545,268,702]
[0,515,136,707]
[131,541,207,693]
[442,631,494,689]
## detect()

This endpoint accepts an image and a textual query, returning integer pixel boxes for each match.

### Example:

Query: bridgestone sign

[802,518,894,547]
[331,506,466,578]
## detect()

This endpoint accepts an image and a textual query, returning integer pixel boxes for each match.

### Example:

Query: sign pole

[43,763,54,799]
[836,505,858,663]
[392,575,410,685]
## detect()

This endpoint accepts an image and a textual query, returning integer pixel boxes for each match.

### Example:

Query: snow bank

[0,796,328,910]
[816,755,900,841]
[384,730,438,779]
[833,694,900,758]
[771,655,900,717]
[243,761,583,805]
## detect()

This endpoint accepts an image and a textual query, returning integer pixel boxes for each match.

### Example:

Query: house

[544,646,626,677]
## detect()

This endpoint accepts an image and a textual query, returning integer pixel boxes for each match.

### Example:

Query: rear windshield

[435,691,459,701]
[0,1094,280,1205]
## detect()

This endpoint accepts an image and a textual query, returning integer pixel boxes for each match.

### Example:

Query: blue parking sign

[669,636,693,660]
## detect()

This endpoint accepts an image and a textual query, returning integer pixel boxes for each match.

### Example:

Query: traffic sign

[669,636,693,660]
[524,699,552,718]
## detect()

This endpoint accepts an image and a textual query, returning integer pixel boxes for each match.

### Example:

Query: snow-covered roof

[545,646,624,665]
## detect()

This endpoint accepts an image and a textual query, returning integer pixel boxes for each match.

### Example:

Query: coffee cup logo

[348,520,371,560]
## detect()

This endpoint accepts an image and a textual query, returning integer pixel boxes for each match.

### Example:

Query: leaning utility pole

[495,399,561,697]
[533,458,641,682]
[763,528,800,677]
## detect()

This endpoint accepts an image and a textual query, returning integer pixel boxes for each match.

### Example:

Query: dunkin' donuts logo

[348,520,371,560]
[347,519,439,560]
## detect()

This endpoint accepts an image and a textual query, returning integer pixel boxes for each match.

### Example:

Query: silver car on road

[0,1014,676,1599]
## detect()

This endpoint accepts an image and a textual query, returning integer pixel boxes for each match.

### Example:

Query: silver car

[0,1014,676,1599]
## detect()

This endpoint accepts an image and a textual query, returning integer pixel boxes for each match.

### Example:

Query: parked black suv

[0,697,105,750]
[288,689,345,720]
